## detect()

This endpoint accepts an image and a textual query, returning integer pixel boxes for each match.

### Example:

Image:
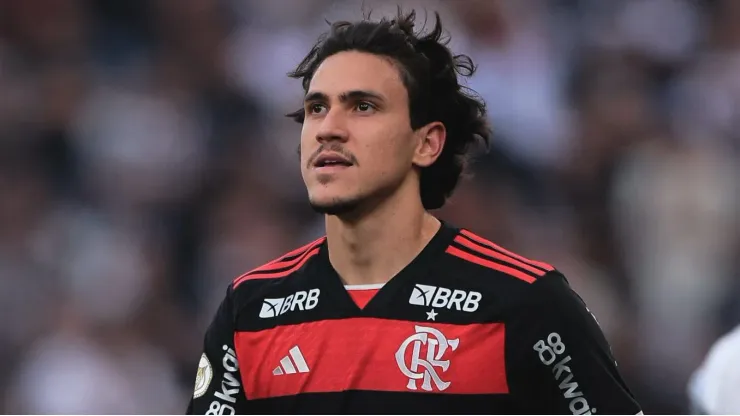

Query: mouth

[313,153,353,170]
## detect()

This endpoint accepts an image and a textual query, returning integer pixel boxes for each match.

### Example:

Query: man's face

[300,51,419,215]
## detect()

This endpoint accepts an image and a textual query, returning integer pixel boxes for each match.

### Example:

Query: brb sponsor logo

[205,346,242,415]
[534,333,594,415]
[409,284,482,312]
[395,325,459,392]
[259,289,320,318]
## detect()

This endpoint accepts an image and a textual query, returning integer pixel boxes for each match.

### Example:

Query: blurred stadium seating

[1,0,739,413]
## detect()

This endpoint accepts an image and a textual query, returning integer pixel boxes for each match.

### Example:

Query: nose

[315,108,349,144]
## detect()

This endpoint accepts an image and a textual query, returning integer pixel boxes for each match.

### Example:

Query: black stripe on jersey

[246,390,513,414]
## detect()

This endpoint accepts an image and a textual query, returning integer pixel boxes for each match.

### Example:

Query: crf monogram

[395,326,459,392]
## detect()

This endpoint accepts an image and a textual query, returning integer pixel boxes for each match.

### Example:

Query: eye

[355,102,376,113]
[308,103,327,115]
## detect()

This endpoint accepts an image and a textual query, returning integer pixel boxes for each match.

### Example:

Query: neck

[324,187,441,286]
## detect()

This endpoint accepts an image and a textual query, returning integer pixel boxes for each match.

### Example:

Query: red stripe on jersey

[234,318,508,399]
[446,246,536,284]
[459,230,553,272]
[234,237,326,283]
[454,235,546,277]
[253,242,322,273]
[234,247,321,287]
[276,237,326,261]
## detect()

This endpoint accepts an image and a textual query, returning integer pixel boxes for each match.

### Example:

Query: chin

[308,196,361,216]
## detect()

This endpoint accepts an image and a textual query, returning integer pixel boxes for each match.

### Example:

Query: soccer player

[187,9,642,414]
[688,324,740,413]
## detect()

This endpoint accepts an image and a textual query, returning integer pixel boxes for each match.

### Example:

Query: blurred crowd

[1,0,739,413]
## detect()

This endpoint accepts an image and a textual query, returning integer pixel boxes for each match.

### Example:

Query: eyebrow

[303,90,386,104]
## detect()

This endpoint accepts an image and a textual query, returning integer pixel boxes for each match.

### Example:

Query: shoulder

[211,236,327,327]
[444,227,555,287]
[689,324,740,412]
[443,227,588,314]
[702,325,740,378]
[709,324,740,357]
[230,236,326,293]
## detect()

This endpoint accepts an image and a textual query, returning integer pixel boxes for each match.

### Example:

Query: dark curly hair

[286,9,491,210]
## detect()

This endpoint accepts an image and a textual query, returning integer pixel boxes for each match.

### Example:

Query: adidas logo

[273,346,310,376]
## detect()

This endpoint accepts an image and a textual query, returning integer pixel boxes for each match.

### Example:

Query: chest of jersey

[234,318,509,400]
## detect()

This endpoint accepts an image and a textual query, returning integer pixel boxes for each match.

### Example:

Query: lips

[313,153,353,168]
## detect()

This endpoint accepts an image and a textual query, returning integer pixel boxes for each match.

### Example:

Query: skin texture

[298,50,447,285]
[300,50,444,217]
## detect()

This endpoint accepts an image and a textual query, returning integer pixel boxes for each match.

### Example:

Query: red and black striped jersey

[186,222,641,414]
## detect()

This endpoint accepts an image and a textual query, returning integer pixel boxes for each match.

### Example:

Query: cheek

[361,134,413,176]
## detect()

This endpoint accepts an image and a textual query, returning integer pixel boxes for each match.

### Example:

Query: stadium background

[1,0,739,413]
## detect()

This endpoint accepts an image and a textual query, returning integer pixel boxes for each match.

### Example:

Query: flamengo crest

[395,325,459,392]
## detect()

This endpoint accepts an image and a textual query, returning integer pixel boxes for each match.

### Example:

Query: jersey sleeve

[186,284,248,415]
[505,271,641,415]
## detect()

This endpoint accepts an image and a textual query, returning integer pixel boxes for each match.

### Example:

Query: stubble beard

[308,197,362,216]
[306,168,408,219]
[307,182,398,220]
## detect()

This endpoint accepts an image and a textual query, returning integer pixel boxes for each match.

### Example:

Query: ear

[412,121,446,168]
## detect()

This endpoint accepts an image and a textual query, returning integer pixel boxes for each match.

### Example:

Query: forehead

[308,51,406,99]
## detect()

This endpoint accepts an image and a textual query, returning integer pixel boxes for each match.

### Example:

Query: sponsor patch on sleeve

[194,353,213,398]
